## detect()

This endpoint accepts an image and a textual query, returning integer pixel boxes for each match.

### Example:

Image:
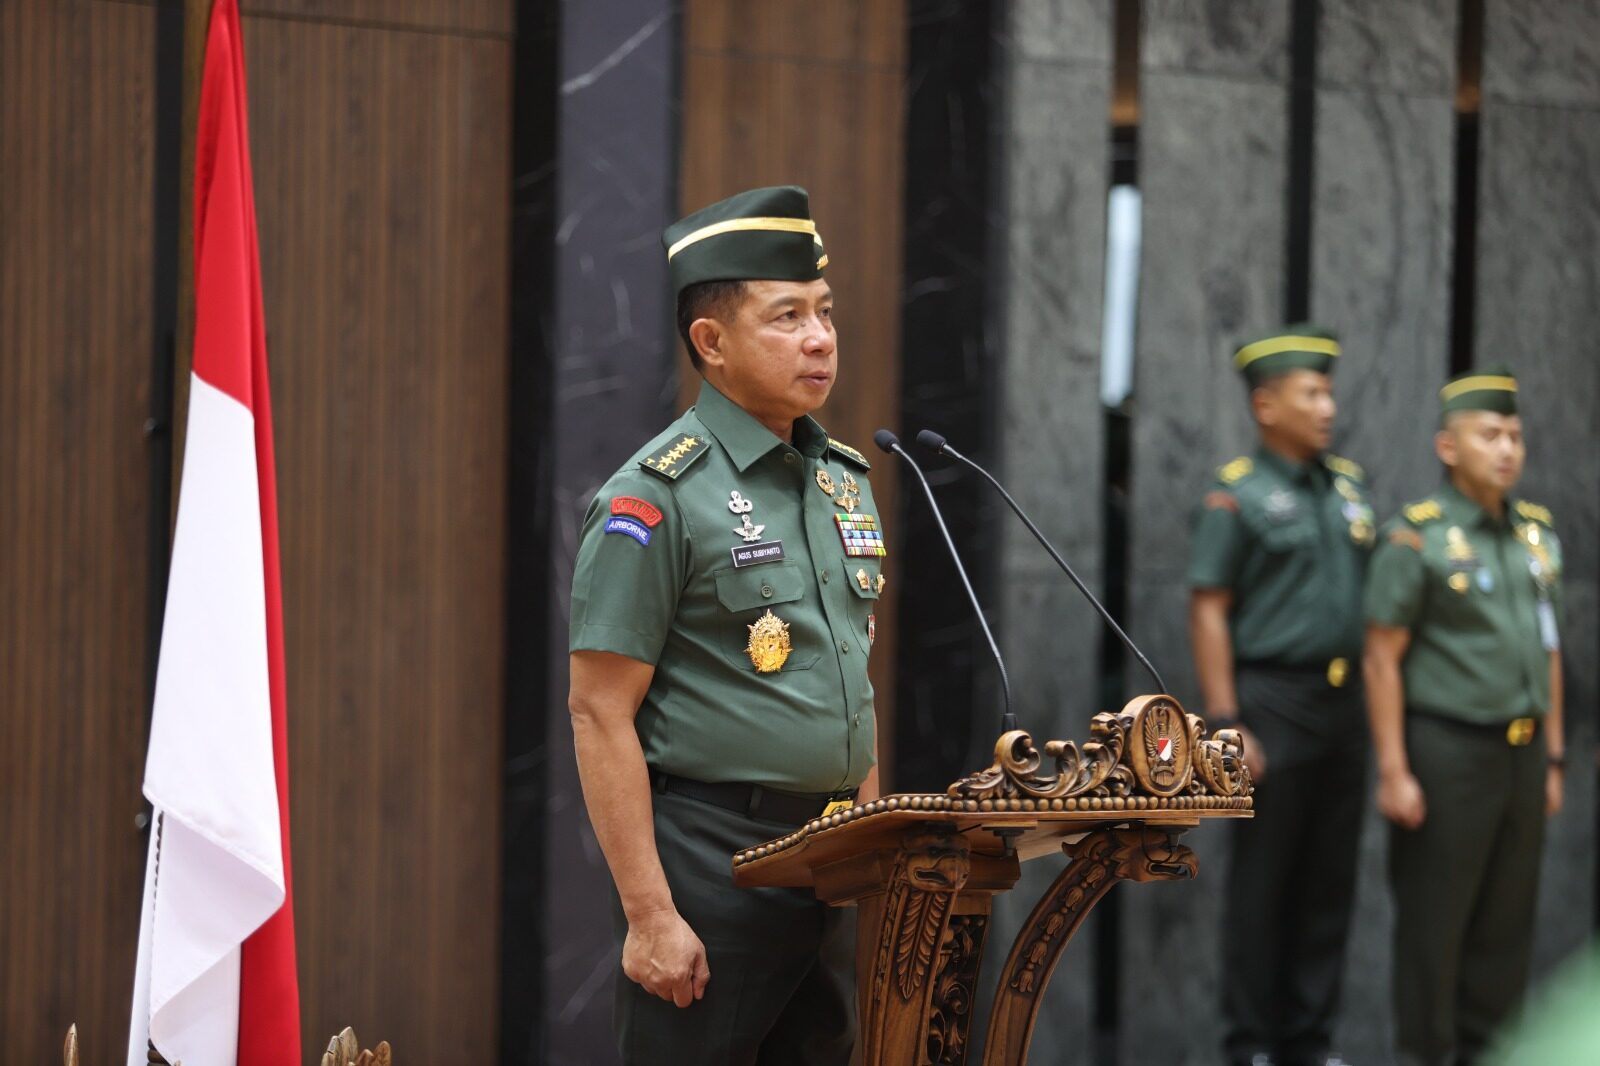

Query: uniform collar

[1440,479,1511,530]
[694,379,830,472]
[1254,444,1322,485]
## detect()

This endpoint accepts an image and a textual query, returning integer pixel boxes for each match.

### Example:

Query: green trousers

[611,790,856,1065]
[1222,667,1368,1066]
[1390,713,1546,1066]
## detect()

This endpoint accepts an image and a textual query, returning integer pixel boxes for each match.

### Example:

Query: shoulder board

[1514,500,1554,527]
[1324,454,1364,480]
[1403,499,1443,525]
[1217,456,1253,485]
[827,438,871,470]
[639,433,710,481]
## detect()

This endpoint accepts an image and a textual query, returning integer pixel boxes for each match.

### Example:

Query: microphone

[874,429,1017,733]
[915,429,1168,695]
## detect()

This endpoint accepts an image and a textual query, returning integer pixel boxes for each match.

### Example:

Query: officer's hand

[1236,725,1268,783]
[622,908,711,1008]
[1546,765,1564,817]
[1377,770,1426,829]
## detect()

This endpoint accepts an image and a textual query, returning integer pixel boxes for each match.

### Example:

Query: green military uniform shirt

[1364,483,1562,724]
[1188,447,1376,665]
[569,380,881,794]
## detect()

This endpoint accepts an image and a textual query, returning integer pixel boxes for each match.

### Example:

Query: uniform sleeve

[1364,522,1427,629]
[1187,488,1246,589]
[569,471,688,664]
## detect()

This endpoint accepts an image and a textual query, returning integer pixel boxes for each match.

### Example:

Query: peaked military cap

[663,185,827,298]
[1232,324,1341,386]
[1440,365,1519,416]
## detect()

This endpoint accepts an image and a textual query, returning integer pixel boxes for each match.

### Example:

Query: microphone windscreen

[915,429,948,453]
[872,428,900,454]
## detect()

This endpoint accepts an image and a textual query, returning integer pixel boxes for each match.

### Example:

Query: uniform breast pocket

[1258,521,1316,554]
[714,563,820,672]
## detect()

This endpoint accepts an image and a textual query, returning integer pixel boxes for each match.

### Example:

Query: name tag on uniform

[731,540,785,568]
[1537,600,1560,651]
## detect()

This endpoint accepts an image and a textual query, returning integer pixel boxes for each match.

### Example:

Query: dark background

[2,1,1595,1063]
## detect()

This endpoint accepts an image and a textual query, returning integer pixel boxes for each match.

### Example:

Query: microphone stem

[945,446,1168,696]
[892,444,1016,733]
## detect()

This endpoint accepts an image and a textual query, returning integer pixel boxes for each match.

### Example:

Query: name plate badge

[731,540,786,568]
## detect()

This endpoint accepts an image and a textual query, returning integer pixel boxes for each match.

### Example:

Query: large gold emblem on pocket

[746,610,793,673]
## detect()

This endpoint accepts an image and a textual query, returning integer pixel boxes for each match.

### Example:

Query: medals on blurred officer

[746,609,792,673]
[815,468,835,497]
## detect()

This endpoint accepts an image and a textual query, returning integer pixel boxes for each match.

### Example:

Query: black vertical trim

[501,2,560,1061]
[1448,0,1485,376]
[144,3,182,753]
[1095,4,1141,1060]
[894,0,1005,792]
[1284,0,1320,321]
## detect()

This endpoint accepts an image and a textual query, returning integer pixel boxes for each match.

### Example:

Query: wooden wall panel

[0,1,159,1060]
[241,0,512,38]
[679,0,908,778]
[240,12,511,1059]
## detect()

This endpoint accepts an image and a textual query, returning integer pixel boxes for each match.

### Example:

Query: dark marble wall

[1311,3,1458,1060]
[984,0,1114,1059]
[533,3,680,1063]
[1477,0,1600,985]
[1121,5,1291,1054]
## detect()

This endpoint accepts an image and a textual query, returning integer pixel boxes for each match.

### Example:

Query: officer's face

[700,278,837,424]
[1438,411,1525,493]
[1255,369,1335,453]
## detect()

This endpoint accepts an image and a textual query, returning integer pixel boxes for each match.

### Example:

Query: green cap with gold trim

[1440,366,1518,415]
[663,186,827,298]
[1232,324,1341,386]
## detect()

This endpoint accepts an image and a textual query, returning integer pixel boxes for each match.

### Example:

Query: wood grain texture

[240,12,511,1060]
[241,0,512,38]
[679,2,908,782]
[0,1,159,1060]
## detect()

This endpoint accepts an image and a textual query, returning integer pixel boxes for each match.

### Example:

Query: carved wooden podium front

[732,695,1253,1066]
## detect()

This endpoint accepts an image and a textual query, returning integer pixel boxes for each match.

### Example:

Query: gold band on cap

[1233,334,1342,369]
[1440,374,1518,402]
[666,216,824,260]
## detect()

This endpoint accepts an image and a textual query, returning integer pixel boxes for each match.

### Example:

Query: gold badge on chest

[815,466,860,513]
[746,609,792,673]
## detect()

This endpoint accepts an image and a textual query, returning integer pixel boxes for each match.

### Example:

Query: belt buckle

[1506,718,1536,746]
[1327,657,1349,688]
[820,797,856,818]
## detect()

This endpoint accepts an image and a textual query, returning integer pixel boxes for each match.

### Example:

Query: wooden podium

[733,695,1253,1066]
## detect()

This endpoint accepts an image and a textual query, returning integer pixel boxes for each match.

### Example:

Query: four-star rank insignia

[836,512,886,557]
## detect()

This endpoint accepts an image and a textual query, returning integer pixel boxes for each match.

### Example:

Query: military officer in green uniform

[1188,327,1375,1066]
[567,186,884,1065]
[1364,368,1565,1066]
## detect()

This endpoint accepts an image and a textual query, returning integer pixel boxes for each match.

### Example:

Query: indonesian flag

[127,2,301,1064]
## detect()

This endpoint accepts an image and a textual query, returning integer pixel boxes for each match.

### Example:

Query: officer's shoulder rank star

[1324,454,1364,481]
[1403,498,1443,525]
[1515,499,1554,527]
[1218,456,1253,484]
[640,433,709,480]
[827,438,871,470]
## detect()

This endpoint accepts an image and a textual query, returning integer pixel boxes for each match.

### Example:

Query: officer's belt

[650,769,857,827]
[1408,707,1541,747]
[1236,657,1356,688]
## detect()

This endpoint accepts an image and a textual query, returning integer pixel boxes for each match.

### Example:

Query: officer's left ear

[1434,425,1459,469]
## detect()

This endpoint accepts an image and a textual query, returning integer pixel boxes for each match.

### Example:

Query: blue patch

[605,516,652,546]
[1476,567,1493,593]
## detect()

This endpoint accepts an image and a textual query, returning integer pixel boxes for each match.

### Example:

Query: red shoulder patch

[611,495,663,528]
[1204,491,1239,513]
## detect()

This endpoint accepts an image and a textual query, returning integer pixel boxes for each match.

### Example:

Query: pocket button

[761,584,773,598]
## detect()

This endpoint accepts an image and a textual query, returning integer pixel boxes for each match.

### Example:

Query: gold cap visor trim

[1233,334,1342,369]
[1440,374,1518,402]
[667,216,825,260]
